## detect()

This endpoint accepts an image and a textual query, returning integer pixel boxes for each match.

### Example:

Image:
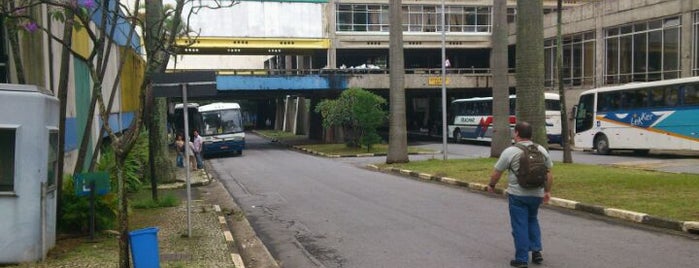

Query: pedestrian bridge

[206,68,514,98]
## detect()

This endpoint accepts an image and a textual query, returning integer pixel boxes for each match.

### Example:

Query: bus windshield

[201,109,244,135]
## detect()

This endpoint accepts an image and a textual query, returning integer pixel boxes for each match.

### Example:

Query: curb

[367,165,699,235]
[214,204,246,268]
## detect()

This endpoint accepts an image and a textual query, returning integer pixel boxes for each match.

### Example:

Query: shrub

[58,174,118,234]
[315,87,387,150]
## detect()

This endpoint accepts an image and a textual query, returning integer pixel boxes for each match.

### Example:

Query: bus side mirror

[571,105,578,118]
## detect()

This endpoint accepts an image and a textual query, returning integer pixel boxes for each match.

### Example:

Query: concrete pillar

[284,95,297,132]
[326,1,337,68]
[294,97,308,135]
[275,98,285,130]
[593,1,605,87]
[681,1,694,77]
[309,97,323,140]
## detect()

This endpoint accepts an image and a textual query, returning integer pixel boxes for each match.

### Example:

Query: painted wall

[180,1,325,38]
[0,85,59,263]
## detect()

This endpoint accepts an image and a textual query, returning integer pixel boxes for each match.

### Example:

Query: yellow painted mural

[119,47,144,112]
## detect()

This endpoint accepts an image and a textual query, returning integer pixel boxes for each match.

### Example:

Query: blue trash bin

[129,227,160,268]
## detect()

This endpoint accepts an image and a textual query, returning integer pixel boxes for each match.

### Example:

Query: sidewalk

[154,163,279,268]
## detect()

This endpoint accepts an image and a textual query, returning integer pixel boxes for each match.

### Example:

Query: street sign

[74,172,110,197]
[151,71,218,97]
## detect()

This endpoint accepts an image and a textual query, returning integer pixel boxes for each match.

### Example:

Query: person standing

[175,133,185,168]
[192,130,204,170]
[487,121,553,268]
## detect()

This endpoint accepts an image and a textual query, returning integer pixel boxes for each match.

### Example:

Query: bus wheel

[453,129,462,143]
[595,135,611,155]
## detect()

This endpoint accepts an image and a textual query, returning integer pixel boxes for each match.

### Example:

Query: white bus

[574,77,699,154]
[198,102,245,157]
[448,93,562,143]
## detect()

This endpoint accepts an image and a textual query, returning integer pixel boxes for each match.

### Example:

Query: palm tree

[516,0,547,147]
[557,0,573,163]
[490,0,511,157]
[386,0,408,163]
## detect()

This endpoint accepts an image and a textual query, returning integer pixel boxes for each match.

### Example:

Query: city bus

[170,103,202,142]
[447,93,562,143]
[573,77,699,155]
[198,102,246,157]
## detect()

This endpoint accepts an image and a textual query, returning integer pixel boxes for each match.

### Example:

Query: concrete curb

[368,165,699,235]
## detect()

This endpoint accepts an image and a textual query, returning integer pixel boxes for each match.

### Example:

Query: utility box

[0,84,60,263]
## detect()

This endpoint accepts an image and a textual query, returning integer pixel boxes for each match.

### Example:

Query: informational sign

[428,77,450,86]
[74,172,110,197]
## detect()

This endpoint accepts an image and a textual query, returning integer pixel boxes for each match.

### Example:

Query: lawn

[378,158,699,222]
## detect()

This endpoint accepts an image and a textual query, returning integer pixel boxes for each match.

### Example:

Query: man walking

[192,130,204,170]
[487,121,553,268]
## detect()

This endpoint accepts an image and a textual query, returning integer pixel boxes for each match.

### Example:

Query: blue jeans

[195,152,203,169]
[508,194,543,263]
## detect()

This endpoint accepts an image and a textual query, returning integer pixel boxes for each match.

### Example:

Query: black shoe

[532,251,543,264]
[510,260,528,268]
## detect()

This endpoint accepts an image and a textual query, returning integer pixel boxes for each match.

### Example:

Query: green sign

[74,172,111,196]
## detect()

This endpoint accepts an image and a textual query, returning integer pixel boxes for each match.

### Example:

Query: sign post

[74,172,110,241]
[152,71,217,237]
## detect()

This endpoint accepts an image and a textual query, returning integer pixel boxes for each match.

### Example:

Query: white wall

[181,1,324,38]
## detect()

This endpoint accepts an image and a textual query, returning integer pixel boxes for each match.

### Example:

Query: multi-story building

[170,0,699,135]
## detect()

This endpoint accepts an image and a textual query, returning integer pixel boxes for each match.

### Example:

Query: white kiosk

[0,84,59,263]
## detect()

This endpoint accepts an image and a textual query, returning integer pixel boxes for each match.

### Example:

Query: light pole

[441,0,448,160]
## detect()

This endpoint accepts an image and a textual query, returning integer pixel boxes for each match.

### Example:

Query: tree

[557,0,573,163]
[490,0,511,157]
[387,0,408,163]
[315,88,387,150]
[516,0,547,147]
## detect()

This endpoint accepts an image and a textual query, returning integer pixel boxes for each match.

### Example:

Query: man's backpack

[514,143,549,188]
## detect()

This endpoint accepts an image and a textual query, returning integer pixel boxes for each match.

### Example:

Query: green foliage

[97,130,150,193]
[58,174,118,234]
[131,193,179,209]
[315,88,387,149]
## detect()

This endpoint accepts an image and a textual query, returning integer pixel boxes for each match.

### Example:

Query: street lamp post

[441,0,448,160]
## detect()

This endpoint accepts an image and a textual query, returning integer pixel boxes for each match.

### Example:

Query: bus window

[665,87,679,106]
[575,94,594,133]
[682,85,699,105]
[545,99,561,111]
[650,87,665,107]
[598,92,620,111]
[624,89,648,109]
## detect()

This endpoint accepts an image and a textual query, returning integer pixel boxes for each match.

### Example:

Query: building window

[693,12,699,76]
[337,4,491,33]
[0,128,17,192]
[605,17,681,84]
[0,15,8,83]
[47,130,58,188]
[544,31,595,87]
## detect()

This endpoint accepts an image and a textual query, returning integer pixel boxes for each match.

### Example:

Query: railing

[172,68,511,76]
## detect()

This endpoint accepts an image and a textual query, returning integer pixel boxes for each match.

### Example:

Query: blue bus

[198,102,245,157]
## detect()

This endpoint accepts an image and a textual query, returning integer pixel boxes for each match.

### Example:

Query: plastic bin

[129,227,160,268]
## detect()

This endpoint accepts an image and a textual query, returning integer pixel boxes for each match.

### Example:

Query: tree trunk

[55,7,75,226]
[557,0,573,163]
[516,0,547,147]
[490,0,511,157]
[115,151,131,268]
[386,0,408,164]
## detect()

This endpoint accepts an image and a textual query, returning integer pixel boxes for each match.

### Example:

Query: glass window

[650,87,666,107]
[575,94,595,133]
[606,38,619,83]
[666,87,679,106]
[663,27,680,78]
[0,128,16,192]
[683,85,699,105]
[48,131,58,187]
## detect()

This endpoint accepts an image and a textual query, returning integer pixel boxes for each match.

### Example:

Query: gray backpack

[514,143,549,188]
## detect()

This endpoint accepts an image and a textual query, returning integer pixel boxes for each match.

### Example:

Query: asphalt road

[210,134,699,268]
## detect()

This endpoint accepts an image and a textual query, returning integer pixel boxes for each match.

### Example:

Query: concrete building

[0,84,59,263]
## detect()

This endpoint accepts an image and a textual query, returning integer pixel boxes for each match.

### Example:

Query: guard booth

[0,84,60,263]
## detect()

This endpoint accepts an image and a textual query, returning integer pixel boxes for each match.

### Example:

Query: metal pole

[181,84,192,238]
[441,0,448,160]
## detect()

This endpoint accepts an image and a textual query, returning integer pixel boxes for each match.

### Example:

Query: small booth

[0,84,60,263]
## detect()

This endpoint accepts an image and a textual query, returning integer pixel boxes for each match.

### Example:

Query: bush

[58,174,118,234]
[97,130,149,193]
[316,87,387,150]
